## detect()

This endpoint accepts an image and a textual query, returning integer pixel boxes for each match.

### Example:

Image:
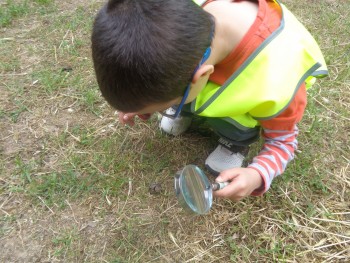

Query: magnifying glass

[174,165,229,215]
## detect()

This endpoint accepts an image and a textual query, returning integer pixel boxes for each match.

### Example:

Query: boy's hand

[118,112,137,126]
[118,112,152,126]
[213,168,263,201]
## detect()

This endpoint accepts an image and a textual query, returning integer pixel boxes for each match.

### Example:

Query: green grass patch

[0,0,55,27]
[25,168,126,209]
[32,69,71,94]
[51,227,80,258]
[0,0,29,27]
[34,0,53,4]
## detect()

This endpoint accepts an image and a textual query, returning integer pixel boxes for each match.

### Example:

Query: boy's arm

[247,83,307,195]
[247,125,299,195]
[214,84,307,200]
[214,126,300,200]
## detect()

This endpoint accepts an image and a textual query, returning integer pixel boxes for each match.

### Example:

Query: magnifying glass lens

[179,165,212,214]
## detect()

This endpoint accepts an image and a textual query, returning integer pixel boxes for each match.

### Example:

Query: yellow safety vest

[191,0,328,130]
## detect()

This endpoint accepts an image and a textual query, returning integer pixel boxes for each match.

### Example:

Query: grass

[0,0,29,27]
[0,0,349,262]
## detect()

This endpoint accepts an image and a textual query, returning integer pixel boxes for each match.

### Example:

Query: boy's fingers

[118,114,126,124]
[216,168,240,182]
[119,113,136,126]
[124,113,133,120]
[213,183,234,197]
[213,182,241,200]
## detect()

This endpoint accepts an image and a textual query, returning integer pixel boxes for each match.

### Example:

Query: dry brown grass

[0,0,349,262]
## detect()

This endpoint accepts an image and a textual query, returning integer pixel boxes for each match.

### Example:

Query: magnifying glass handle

[212,181,229,191]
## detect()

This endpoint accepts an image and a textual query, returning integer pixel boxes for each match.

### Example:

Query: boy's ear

[192,64,214,84]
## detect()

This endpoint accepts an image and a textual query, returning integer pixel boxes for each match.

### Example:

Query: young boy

[91,0,327,201]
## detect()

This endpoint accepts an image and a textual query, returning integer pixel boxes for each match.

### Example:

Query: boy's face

[134,97,182,115]
[132,70,211,116]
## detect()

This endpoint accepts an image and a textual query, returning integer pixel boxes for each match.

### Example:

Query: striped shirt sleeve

[248,126,299,195]
[247,83,307,195]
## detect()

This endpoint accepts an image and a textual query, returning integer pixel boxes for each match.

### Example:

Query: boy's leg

[205,117,260,175]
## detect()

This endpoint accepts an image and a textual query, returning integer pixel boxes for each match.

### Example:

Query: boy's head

[91,0,214,113]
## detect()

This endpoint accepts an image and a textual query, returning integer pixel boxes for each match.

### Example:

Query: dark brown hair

[91,0,214,112]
